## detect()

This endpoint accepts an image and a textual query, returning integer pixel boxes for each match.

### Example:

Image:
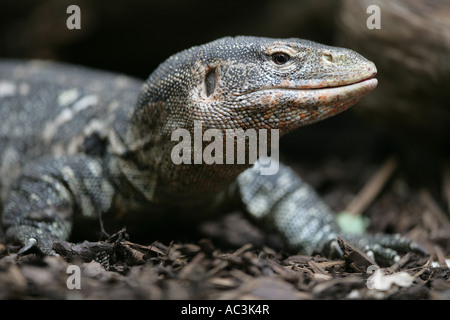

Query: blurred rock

[337,0,450,148]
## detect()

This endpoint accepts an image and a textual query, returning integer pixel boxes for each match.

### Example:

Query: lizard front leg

[237,161,426,265]
[2,155,114,255]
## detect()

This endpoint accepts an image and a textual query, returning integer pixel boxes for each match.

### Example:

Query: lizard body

[0,36,422,262]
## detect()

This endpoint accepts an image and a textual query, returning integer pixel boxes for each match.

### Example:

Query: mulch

[0,212,448,300]
[0,232,447,300]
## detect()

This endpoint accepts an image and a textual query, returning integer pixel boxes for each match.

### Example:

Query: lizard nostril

[322,53,334,63]
[205,68,217,97]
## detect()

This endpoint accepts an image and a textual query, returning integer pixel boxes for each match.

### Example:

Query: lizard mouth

[306,76,378,94]
[264,72,378,92]
[255,75,378,104]
[241,75,378,129]
[315,75,377,90]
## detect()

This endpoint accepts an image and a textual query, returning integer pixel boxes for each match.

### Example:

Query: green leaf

[336,211,370,235]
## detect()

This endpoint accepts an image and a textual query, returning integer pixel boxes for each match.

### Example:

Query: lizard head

[140,36,377,137]
[129,37,377,201]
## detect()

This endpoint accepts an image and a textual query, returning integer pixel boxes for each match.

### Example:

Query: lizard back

[0,60,142,201]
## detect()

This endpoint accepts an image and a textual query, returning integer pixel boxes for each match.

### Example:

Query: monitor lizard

[0,36,425,263]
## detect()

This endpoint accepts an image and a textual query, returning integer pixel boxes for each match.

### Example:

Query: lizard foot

[361,233,428,266]
[5,225,62,256]
[325,233,428,266]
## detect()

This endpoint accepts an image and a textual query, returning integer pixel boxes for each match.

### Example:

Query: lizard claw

[353,233,428,266]
[324,239,344,259]
[17,237,38,255]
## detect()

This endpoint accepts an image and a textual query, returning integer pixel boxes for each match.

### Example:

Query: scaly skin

[0,36,424,263]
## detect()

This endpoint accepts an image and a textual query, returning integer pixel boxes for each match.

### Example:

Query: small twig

[433,245,447,268]
[346,156,398,216]
[314,260,346,269]
[308,260,329,276]
[159,240,174,267]
[232,243,253,256]
[419,190,450,226]
[206,243,253,277]
[178,252,205,279]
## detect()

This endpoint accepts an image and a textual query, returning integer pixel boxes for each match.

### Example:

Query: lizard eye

[272,52,290,65]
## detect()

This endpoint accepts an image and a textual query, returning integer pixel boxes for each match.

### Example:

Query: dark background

[0,0,337,77]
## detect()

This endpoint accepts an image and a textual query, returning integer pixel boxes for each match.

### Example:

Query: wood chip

[337,236,377,272]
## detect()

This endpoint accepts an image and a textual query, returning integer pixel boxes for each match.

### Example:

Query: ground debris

[337,236,377,272]
[0,230,448,299]
[53,228,167,271]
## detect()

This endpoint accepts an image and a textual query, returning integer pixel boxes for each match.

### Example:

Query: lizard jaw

[237,77,378,132]
[297,77,378,124]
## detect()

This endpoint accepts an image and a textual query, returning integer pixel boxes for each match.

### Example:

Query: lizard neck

[121,99,255,206]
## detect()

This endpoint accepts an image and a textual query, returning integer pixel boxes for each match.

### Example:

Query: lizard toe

[17,237,38,255]
[365,243,400,266]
